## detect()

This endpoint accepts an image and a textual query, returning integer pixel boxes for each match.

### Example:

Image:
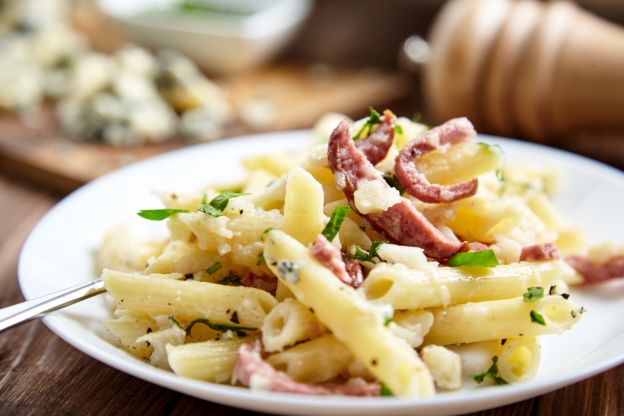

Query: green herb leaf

[321,206,350,241]
[478,142,504,156]
[353,107,382,140]
[198,191,247,217]
[530,310,546,326]
[380,382,394,396]
[261,228,274,240]
[394,124,404,135]
[218,274,241,286]
[185,318,256,337]
[256,252,265,266]
[496,168,505,182]
[206,262,222,275]
[168,314,183,329]
[523,287,544,302]
[383,175,405,195]
[350,241,385,262]
[472,356,507,385]
[383,317,393,327]
[138,208,189,221]
[448,250,499,267]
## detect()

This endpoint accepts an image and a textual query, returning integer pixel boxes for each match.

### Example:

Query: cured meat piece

[310,235,362,287]
[395,117,478,203]
[240,273,278,295]
[343,258,364,288]
[234,340,380,396]
[328,120,462,259]
[520,242,561,261]
[566,255,624,284]
[355,109,396,166]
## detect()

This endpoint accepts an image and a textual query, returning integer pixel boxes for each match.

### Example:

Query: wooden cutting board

[0,65,410,193]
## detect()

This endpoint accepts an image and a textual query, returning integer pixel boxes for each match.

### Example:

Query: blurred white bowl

[96,0,312,74]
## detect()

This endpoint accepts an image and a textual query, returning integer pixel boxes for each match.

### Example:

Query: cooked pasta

[98,109,606,397]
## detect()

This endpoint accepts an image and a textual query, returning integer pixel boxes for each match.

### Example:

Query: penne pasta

[263,230,434,397]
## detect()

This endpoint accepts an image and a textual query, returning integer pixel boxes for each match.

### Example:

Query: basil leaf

[353,107,382,140]
[218,274,241,286]
[380,382,394,396]
[138,208,189,221]
[185,318,256,337]
[448,250,499,267]
[394,124,404,135]
[321,206,350,241]
[198,191,247,217]
[530,310,546,326]
[256,252,265,266]
[351,241,385,262]
[472,356,507,385]
[206,262,222,275]
[523,287,544,302]
[168,314,183,329]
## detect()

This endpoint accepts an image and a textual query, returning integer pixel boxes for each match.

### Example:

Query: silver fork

[0,280,105,333]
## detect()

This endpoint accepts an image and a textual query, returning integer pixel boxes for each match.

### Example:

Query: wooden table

[0,173,622,415]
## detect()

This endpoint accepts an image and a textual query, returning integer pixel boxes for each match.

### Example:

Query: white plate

[18,131,624,416]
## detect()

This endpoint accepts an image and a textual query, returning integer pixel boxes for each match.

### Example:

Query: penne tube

[167,338,249,383]
[283,168,325,245]
[263,230,434,397]
[103,269,277,328]
[424,295,582,345]
[362,260,573,309]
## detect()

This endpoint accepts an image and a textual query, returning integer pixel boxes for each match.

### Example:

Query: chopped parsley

[472,356,507,385]
[448,250,499,267]
[530,310,546,326]
[523,287,544,302]
[261,228,274,240]
[168,314,183,329]
[383,175,405,195]
[353,107,382,140]
[137,208,189,221]
[380,382,394,396]
[218,274,241,286]
[256,252,265,266]
[383,317,393,327]
[206,262,222,275]
[350,241,385,262]
[394,124,404,135]
[321,206,350,241]
[198,191,247,217]
[185,318,256,337]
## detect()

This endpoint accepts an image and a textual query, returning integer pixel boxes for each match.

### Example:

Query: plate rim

[17,130,624,415]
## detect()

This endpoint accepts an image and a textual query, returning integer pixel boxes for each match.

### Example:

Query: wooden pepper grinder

[421,0,624,149]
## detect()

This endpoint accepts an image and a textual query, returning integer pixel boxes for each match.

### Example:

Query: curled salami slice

[395,117,478,203]
[327,120,462,259]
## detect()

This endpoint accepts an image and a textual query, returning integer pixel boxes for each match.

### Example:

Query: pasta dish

[96,109,623,397]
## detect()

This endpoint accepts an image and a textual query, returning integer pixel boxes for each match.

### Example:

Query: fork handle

[0,279,105,333]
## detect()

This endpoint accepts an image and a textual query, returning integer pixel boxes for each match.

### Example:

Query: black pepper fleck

[230,311,240,324]
[500,338,507,346]
[239,209,244,215]
[147,327,153,334]
[370,358,378,366]
[549,285,557,295]
[184,273,193,279]
[561,293,570,299]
